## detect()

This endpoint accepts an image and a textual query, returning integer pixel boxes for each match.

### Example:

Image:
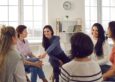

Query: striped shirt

[60,60,103,82]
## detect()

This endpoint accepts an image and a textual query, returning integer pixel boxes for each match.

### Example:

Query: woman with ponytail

[0,26,26,82]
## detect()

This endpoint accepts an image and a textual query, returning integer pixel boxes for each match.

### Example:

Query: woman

[103,21,115,81]
[41,25,70,82]
[0,26,26,82]
[91,23,111,73]
[60,32,103,82]
[16,25,47,82]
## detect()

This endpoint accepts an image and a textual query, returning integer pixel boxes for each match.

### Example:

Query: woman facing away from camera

[103,21,115,81]
[16,25,47,82]
[0,26,27,82]
[90,23,111,73]
[60,32,103,82]
[40,25,70,82]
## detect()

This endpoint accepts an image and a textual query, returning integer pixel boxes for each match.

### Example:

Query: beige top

[0,46,27,82]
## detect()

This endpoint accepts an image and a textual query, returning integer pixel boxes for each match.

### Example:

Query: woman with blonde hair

[0,26,27,82]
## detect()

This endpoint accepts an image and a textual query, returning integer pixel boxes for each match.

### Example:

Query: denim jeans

[100,64,111,74]
[25,58,45,82]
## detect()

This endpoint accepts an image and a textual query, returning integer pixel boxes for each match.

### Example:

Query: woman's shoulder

[52,35,60,40]
[8,48,21,60]
[17,39,28,42]
[61,60,74,73]
[62,60,101,74]
[53,35,59,38]
[5,49,22,70]
[62,60,79,70]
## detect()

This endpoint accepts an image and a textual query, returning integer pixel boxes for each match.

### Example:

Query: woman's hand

[34,61,43,68]
[38,53,47,59]
[24,60,43,68]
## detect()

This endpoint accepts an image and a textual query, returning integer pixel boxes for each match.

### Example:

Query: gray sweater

[0,47,26,82]
[46,36,64,60]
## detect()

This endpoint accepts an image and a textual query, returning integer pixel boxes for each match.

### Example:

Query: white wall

[30,0,85,53]
[47,0,85,31]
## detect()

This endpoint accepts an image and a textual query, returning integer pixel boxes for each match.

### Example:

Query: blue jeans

[25,58,45,82]
[100,64,111,74]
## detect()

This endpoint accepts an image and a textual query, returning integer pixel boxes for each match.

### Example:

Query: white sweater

[90,38,111,65]
[60,59,103,82]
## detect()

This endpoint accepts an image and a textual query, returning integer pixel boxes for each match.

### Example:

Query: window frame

[0,0,46,43]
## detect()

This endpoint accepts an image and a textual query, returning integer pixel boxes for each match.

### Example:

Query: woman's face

[92,26,99,38]
[43,28,52,39]
[20,29,28,38]
[107,27,112,38]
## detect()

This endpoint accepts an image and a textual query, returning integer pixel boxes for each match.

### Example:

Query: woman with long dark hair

[91,23,110,66]
[40,25,70,82]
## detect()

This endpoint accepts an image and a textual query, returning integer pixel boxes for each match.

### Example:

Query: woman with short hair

[60,32,103,82]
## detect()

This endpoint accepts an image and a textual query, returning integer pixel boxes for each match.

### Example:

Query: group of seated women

[1,21,115,82]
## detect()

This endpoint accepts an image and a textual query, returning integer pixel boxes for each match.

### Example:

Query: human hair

[108,21,115,40]
[70,32,94,58]
[0,26,16,71]
[16,25,27,38]
[42,25,54,50]
[92,23,106,57]
[0,25,5,42]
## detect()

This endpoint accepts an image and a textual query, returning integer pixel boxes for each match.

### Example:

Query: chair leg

[26,74,31,82]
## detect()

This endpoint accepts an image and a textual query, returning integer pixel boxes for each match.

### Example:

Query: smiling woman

[41,25,70,82]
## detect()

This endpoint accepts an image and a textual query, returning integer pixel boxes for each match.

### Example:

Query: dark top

[46,36,64,61]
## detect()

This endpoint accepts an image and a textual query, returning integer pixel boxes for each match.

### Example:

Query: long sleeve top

[0,46,27,82]
[60,59,103,82]
[17,39,32,59]
[46,36,64,61]
[90,38,111,65]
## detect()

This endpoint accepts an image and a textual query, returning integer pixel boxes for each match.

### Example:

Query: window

[85,0,97,33]
[0,0,18,27]
[0,0,46,41]
[85,0,115,33]
[102,0,115,30]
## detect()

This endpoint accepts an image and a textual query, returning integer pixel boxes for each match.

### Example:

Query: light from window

[85,0,97,34]
[0,0,44,41]
[24,0,43,40]
[0,7,8,21]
